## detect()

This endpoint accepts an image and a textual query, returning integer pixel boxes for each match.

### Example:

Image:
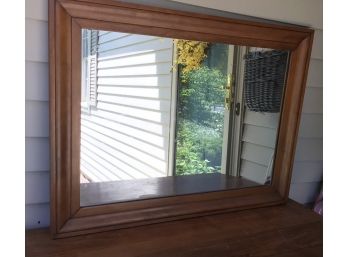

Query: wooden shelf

[80,173,260,206]
[26,201,322,257]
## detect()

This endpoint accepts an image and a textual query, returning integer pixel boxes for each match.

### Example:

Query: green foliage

[178,66,227,129]
[175,119,222,175]
[175,42,229,176]
[174,39,209,80]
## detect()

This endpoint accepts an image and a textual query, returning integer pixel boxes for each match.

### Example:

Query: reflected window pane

[174,42,231,175]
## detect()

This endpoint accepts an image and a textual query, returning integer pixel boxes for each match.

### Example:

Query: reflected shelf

[80,173,260,207]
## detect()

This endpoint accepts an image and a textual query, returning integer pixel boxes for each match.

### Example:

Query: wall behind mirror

[79,28,289,207]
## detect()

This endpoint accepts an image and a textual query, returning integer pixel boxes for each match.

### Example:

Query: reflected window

[174,41,231,176]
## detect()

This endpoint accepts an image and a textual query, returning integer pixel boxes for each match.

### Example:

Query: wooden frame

[49,0,314,238]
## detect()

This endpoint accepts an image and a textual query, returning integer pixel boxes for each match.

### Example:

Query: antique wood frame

[49,0,314,238]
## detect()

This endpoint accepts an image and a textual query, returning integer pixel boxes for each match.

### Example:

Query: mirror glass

[79,28,289,207]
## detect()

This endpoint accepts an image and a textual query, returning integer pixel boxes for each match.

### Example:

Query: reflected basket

[243,50,288,113]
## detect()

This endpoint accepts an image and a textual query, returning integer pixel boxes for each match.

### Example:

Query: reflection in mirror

[80,29,289,207]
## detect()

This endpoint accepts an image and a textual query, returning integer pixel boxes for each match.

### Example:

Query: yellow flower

[174,39,208,78]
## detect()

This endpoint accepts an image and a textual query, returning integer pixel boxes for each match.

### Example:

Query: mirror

[79,29,289,207]
[50,0,313,237]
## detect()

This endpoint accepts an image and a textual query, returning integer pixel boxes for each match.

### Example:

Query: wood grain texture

[80,174,259,207]
[272,33,314,199]
[50,0,314,237]
[48,0,56,235]
[50,0,73,234]
[60,0,309,50]
[60,187,282,237]
[26,201,322,257]
[71,19,82,217]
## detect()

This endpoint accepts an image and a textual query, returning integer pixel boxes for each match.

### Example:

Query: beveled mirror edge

[49,0,314,238]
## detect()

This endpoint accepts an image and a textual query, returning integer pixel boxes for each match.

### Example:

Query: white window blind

[88,30,98,107]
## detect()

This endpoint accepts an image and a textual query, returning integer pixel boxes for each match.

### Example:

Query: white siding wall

[240,111,279,184]
[25,0,322,229]
[25,0,50,228]
[81,31,173,182]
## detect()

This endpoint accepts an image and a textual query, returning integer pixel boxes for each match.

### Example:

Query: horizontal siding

[89,108,169,135]
[81,31,173,182]
[25,0,48,21]
[81,122,168,167]
[311,29,323,60]
[171,0,323,29]
[302,87,323,114]
[98,38,172,60]
[25,18,48,62]
[96,102,171,123]
[291,161,323,183]
[25,137,50,172]
[240,160,268,184]
[298,114,323,138]
[98,34,158,52]
[98,31,129,44]
[25,100,49,137]
[294,138,323,162]
[98,49,173,68]
[290,30,323,204]
[25,0,50,229]
[97,95,171,112]
[25,61,49,101]
[243,109,280,129]
[25,203,50,229]
[97,86,171,100]
[289,182,322,205]
[81,135,165,180]
[98,63,172,77]
[81,140,142,180]
[82,115,168,148]
[242,124,277,148]
[25,171,50,204]
[98,75,172,87]
[307,59,323,87]
[81,122,169,181]
[240,110,279,183]
[241,142,274,167]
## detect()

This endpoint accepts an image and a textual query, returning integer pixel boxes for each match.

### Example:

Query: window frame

[49,0,314,238]
[228,46,248,177]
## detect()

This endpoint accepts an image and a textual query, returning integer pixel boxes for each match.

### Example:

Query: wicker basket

[243,50,288,113]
